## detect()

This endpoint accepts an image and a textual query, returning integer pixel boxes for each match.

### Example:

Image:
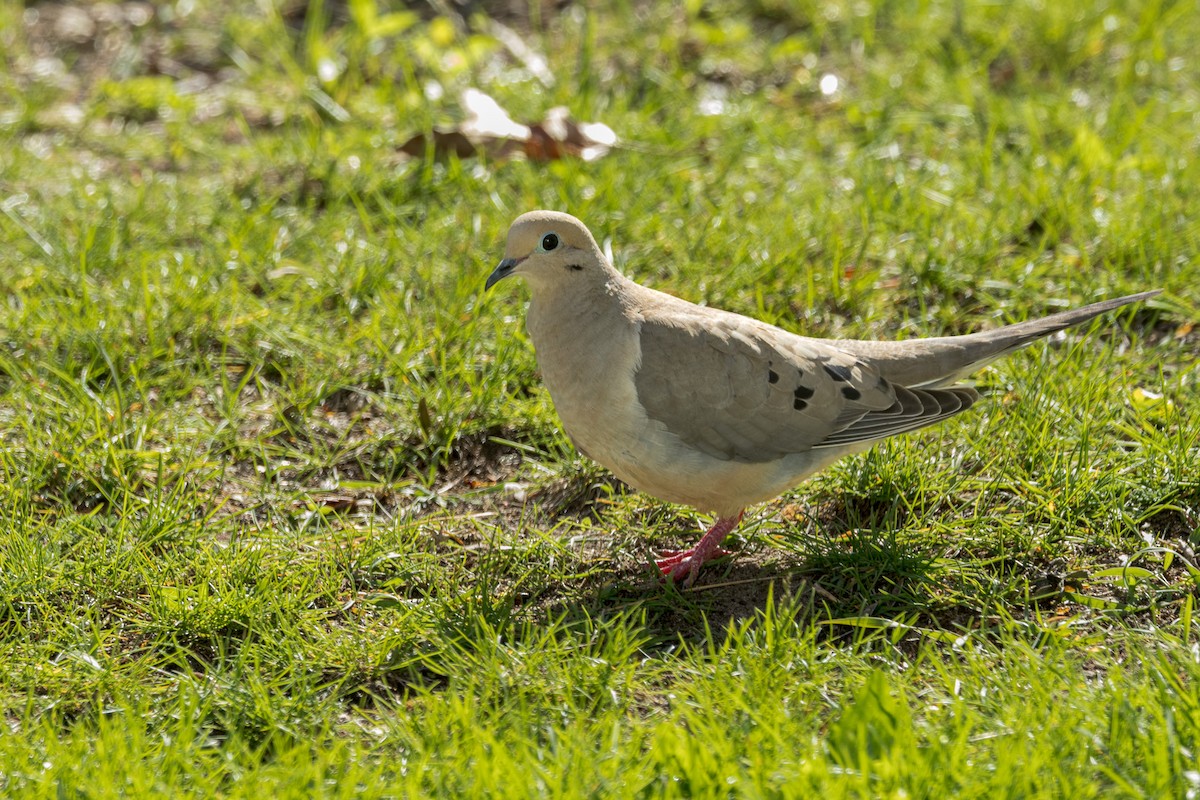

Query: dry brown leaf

[399,89,617,163]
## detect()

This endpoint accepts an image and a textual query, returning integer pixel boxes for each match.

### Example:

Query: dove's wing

[633,300,979,463]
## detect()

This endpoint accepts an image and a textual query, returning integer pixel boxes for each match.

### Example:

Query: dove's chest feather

[524,290,646,452]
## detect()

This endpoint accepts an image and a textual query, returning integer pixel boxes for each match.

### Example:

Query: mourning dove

[486,210,1158,585]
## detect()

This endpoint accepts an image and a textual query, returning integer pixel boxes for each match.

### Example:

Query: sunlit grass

[0,0,1198,795]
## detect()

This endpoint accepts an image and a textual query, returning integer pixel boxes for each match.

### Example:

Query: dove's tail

[833,290,1161,389]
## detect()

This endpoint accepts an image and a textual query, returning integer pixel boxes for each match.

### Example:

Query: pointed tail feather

[833,290,1160,389]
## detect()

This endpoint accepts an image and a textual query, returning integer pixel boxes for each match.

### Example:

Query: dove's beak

[485,257,524,290]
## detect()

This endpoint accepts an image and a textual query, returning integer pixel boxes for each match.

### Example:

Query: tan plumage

[486,210,1158,585]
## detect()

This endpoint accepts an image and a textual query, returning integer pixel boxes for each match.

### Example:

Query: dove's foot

[656,512,744,586]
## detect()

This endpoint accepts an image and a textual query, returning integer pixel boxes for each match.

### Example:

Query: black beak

[485,257,522,290]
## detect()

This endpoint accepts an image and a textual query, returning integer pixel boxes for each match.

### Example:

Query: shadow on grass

[536,524,949,650]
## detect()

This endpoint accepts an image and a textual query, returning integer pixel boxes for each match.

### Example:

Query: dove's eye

[540,233,559,252]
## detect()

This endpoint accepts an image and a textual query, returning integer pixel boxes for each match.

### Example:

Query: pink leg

[656,512,744,586]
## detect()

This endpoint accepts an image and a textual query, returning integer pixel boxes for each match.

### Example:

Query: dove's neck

[524,272,644,451]
[526,272,640,370]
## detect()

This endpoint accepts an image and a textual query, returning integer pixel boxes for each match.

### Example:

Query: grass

[1,0,1199,795]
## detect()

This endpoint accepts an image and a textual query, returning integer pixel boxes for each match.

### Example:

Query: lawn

[1,0,1199,796]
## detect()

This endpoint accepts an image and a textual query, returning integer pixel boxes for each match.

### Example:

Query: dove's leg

[656,512,744,585]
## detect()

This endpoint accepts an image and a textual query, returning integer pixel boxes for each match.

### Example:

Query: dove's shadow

[544,526,949,648]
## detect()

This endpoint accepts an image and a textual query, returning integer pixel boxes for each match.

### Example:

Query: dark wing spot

[565,263,584,272]
[876,374,890,391]
[841,386,862,401]
[824,363,852,382]
[793,398,808,411]
[768,369,779,384]
[794,385,814,400]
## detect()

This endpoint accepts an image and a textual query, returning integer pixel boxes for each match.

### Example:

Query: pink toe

[656,551,693,573]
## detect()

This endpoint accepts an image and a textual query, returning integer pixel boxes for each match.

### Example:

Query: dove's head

[486,211,609,293]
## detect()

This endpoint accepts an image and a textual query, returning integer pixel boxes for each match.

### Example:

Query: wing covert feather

[633,310,884,462]
[633,307,980,462]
